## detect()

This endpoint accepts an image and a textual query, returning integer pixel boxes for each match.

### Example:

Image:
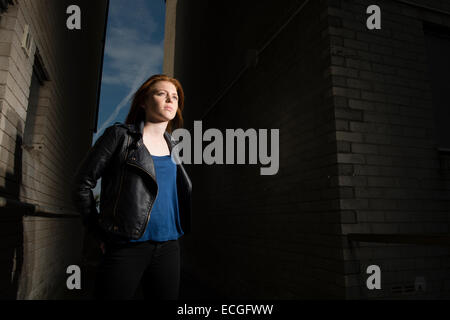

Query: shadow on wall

[0,109,25,299]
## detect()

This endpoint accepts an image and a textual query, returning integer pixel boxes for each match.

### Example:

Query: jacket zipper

[126,161,158,239]
[112,135,131,221]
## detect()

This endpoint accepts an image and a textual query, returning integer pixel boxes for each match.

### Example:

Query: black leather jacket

[71,120,192,242]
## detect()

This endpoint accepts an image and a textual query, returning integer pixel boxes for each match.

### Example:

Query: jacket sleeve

[71,125,119,233]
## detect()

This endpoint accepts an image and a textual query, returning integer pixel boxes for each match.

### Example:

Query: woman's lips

[164,106,173,111]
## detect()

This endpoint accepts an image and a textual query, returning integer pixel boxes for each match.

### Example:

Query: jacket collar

[118,120,187,183]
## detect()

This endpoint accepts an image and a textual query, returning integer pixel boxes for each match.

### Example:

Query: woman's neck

[142,120,168,139]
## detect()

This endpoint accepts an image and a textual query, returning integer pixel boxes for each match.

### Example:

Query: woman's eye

[172,96,178,100]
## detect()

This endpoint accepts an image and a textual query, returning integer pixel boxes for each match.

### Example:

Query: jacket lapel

[123,120,182,184]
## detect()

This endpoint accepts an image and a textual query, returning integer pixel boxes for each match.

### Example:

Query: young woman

[71,74,192,300]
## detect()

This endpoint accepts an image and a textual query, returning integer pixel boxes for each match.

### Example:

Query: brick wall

[169,0,450,299]
[0,0,107,299]
[325,0,450,299]
[171,0,346,299]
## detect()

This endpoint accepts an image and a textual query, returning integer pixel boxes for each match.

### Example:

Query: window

[424,22,450,151]
[0,0,14,14]
[23,49,49,149]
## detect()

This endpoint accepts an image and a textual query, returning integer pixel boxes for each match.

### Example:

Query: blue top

[130,154,184,242]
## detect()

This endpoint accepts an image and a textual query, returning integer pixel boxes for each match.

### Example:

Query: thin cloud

[95,56,159,139]
[102,26,163,87]
[96,0,164,139]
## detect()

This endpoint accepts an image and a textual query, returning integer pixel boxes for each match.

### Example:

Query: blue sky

[94,0,166,142]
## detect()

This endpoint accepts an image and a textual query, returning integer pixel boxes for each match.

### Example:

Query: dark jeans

[94,238,180,300]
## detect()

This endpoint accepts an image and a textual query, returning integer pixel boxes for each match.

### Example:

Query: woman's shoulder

[105,122,134,135]
[97,123,133,144]
[111,122,130,130]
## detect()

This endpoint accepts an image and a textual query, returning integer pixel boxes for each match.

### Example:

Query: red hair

[125,74,184,133]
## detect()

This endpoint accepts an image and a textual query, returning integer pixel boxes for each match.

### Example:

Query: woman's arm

[71,125,119,234]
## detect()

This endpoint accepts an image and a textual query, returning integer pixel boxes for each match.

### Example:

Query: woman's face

[142,80,179,123]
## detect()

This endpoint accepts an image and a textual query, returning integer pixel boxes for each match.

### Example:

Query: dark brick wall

[325,0,450,299]
[174,0,345,299]
[172,0,450,299]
